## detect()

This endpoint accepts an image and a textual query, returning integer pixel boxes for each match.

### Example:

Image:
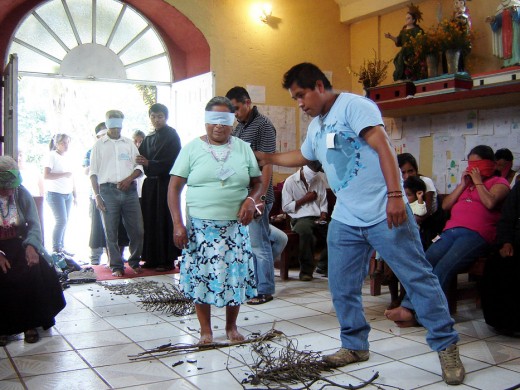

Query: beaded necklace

[205,135,233,186]
[205,134,232,162]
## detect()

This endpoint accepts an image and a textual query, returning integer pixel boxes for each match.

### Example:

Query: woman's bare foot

[226,328,245,343]
[384,306,414,322]
[197,333,213,345]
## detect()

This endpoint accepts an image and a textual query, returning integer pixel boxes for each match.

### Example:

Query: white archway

[8,0,172,83]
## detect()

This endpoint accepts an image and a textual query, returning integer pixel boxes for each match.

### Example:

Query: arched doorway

[1,0,212,256]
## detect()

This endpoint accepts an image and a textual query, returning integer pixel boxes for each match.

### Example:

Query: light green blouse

[170,136,261,220]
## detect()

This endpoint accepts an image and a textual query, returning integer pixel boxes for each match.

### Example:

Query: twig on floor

[128,329,285,361]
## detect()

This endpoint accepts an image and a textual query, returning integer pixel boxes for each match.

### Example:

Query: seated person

[282,161,328,281]
[482,179,520,332]
[386,145,510,327]
[495,148,520,188]
[398,153,444,249]
[377,176,428,309]
[0,156,66,346]
[269,224,288,263]
[404,176,427,217]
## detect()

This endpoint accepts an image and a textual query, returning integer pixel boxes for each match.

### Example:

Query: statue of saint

[385,3,424,81]
[486,0,520,67]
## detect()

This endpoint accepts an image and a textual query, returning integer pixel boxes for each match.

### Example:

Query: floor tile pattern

[1,271,519,389]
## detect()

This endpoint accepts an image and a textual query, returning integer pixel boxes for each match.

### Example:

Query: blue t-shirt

[301,93,398,227]
[170,136,261,220]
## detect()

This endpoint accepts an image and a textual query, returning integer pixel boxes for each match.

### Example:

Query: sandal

[247,294,273,305]
[24,329,40,344]
[0,335,8,346]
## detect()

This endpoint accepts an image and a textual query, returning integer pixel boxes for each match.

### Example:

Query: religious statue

[385,3,424,81]
[486,0,520,67]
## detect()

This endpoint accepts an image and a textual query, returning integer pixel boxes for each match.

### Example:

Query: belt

[100,182,136,188]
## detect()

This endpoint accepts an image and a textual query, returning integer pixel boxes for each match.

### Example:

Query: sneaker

[322,348,369,367]
[438,344,465,385]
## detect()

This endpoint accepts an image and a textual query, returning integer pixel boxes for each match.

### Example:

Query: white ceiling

[334,0,427,24]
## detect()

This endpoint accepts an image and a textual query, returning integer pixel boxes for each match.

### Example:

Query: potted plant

[348,50,390,91]
[436,18,473,73]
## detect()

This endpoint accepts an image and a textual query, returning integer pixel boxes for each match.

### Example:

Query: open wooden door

[2,53,18,158]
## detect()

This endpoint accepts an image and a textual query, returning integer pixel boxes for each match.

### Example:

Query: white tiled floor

[1,271,519,390]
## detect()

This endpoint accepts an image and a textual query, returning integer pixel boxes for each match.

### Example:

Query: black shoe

[316,267,327,275]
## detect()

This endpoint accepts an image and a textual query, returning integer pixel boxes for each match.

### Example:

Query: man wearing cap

[89,110,144,277]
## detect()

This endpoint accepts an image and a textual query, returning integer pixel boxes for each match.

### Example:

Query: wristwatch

[260,194,267,202]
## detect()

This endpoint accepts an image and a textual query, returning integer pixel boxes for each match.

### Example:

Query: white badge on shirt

[217,167,235,181]
[119,152,130,161]
[326,133,336,149]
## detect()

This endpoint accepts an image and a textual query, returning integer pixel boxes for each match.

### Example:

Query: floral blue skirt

[180,217,257,307]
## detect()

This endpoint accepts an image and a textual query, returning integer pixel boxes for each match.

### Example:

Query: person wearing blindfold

[168,96,263,345]
[386,145,510,325]
[0,156,66,346]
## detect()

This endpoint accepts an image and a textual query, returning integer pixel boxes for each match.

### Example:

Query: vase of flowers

[410,29,441,78]
[436,19,472,74]
[445,49,461,74]
[348,50,390,93]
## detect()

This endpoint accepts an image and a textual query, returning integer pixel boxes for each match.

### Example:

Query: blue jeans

[425,227,487,293]
[99,183,144,271]
[269,224,288,260]
[249,203,275,295]
[46,192,72,252]
[328,205,459,352]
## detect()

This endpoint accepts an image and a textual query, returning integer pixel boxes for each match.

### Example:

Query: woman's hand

[173,225,188,249]
[237,198,257,226]
[25,245,39,267]
[466,167,483,185]
[499,243,514,258]
[0,253,11,274]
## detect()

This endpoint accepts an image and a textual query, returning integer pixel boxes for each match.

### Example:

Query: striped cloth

[233,106,277,204]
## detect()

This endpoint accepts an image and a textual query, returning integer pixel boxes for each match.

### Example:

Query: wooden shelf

[377,81,520,117]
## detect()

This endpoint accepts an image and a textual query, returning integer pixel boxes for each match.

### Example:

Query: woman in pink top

[386,145,509,327]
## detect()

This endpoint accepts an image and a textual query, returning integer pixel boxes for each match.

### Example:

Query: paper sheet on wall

[404,116,431,138]
[299,110,313,146]
[477,110,494,135]
[493,107,514,136]
[384,117,403,140]
[246,85,265,104]
[433,135,465,193]
[257,105,297,174]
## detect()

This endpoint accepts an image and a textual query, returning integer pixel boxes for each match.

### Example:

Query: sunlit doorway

[6,0,214,260]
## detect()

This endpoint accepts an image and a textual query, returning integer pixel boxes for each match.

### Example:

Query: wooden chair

[447,256,487,314]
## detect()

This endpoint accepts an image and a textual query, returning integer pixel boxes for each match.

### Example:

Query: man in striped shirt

[226,86,277,305]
